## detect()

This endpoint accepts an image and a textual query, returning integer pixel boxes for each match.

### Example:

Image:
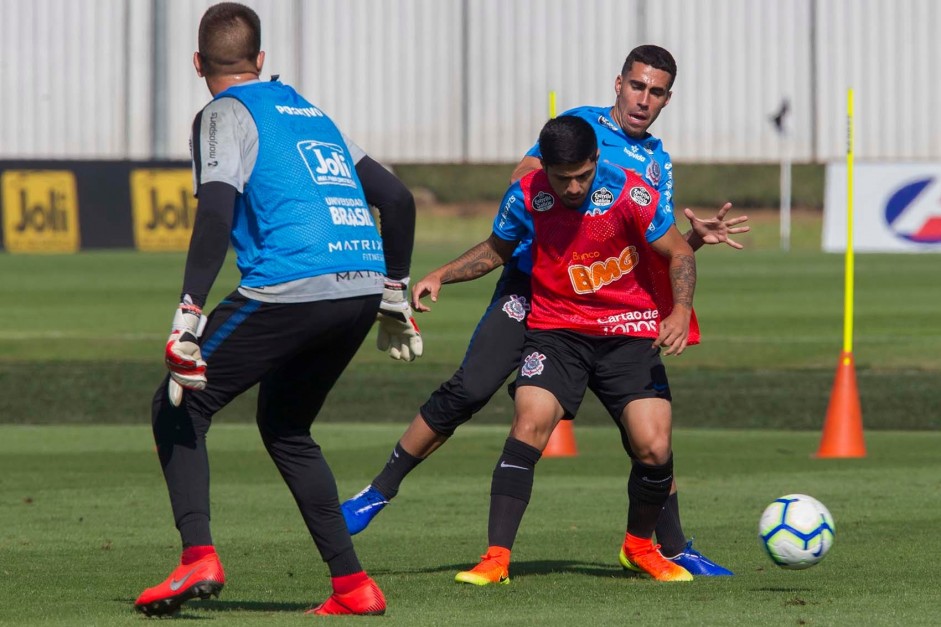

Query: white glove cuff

[171,305,208,337]
[384,276,410,289]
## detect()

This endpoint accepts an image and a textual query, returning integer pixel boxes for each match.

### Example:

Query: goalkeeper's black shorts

[159,290,381,429]
[420,265,532,436]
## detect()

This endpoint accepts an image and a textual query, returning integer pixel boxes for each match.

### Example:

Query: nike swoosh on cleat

[500,461,528,470]
[169,569,196,591]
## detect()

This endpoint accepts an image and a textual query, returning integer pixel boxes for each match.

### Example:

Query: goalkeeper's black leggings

[151,291,380,576]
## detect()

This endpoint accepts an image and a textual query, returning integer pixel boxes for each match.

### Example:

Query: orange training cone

[816,351,865,458]
[543,420,578,457]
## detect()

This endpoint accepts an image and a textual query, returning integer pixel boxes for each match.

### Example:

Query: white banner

[823,162,941,252]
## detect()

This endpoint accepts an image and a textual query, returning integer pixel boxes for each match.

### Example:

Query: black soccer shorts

[168,290,381,430]
[514,328,671,421]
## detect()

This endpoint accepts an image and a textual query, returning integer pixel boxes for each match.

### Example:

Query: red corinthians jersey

[519,166,700,344]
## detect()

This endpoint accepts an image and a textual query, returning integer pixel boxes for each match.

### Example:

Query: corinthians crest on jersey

[645,160,661,186]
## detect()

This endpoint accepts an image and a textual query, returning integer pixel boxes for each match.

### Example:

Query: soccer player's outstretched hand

[410,273,443,313]
[653,306,691,356]
[685,203,750,250]
[165,298,208,406]
[377,279,423,361]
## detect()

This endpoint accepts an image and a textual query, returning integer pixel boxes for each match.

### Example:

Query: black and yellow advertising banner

[0,161,194,253]
[1,170,81,253]
[130,169,195,252]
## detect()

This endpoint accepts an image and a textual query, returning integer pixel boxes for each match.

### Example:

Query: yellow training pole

[817,88,865,458]
[548,91,557,119]
[843,89,855,358]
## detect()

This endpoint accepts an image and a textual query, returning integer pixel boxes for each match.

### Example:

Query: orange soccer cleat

[135,551,225,616]
[620,534,693,582]
[306,576,386,616]
[454,547,511,586]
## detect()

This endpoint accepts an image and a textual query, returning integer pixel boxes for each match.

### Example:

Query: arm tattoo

[439,241,505,284]
[669,253,696,308]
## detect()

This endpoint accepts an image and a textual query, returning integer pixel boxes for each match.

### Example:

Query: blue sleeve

[492,182,532,244]
[644,190,675,244]
[657,150,675,214]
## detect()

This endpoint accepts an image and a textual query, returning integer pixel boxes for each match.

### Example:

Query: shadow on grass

[123,599,312,617]
[384,559,636,580]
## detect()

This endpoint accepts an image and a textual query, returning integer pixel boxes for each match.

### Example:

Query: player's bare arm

[509,156,542,183]
[683,202,751,251]
[649,225,696,356]
[411,234,517,311]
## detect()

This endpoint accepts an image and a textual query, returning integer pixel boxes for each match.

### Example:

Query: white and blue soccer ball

[758,494,835,570]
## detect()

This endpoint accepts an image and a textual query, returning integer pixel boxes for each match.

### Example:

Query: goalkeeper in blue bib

[136,2,420,618]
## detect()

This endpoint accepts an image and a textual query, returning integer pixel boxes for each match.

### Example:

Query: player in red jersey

[343,45,742,577]
[414,116,697,583]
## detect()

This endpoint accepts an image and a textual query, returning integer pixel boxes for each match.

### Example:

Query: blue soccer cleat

[342,485,389,535]
[665,540,733,576]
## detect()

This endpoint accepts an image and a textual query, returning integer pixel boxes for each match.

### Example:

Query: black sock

[488,437,542,549]
[371,442,423,500]
[655,491,687,556]
[325,547,363,578]
[178,513,213,548]
[627,456,674,538]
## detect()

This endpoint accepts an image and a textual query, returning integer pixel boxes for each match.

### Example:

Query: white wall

[1,0,938,163]
[0,0,134,158]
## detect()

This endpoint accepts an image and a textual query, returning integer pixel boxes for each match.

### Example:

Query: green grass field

[0,209,939,624]
[0,210,938,428]
[2,425,939,625]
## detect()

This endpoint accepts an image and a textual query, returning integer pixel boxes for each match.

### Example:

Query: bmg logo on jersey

[884,177,941,244]
[568,245,639,294]
[1,170,80,253]
[130,169,196,252]
[298,140,356,188]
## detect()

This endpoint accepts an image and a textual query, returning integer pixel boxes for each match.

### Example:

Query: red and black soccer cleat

[134,552,225,616]
[306,576,386,616]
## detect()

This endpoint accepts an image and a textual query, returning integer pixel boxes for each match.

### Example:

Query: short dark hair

[538,116,598,167]
[621,44,677,89]
[198,2,262,77]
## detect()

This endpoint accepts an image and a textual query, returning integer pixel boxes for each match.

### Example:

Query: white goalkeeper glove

[165,297,209,406]
[377,279,423,362]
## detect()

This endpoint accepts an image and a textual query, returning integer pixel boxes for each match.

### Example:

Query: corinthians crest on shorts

[520,351,546,378]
